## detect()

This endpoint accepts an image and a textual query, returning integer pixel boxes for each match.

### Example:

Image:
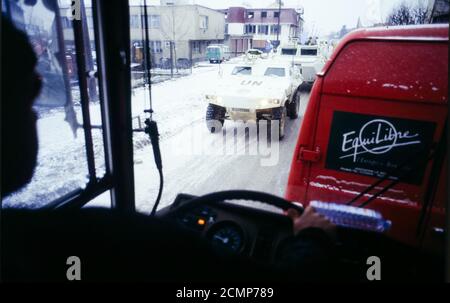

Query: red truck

[286,25,448,254]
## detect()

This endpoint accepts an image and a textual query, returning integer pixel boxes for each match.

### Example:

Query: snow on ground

[131,63,220,140]
[3,58,310,213]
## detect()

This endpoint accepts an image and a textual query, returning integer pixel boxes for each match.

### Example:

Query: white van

[206,44,231,63]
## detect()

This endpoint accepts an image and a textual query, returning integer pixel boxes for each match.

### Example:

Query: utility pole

[55,4,79,136]
[80,0,97,101]
[171,4,176,77]
[170,41,174,77]
[275,0,282,52]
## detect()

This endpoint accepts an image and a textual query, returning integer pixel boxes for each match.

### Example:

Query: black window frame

[2,0,136,212]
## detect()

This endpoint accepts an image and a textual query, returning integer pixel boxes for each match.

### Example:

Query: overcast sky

[188,0,429,36]
[29,0,429,38]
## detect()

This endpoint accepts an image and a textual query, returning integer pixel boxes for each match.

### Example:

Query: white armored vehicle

[277,43,326,85]
[204,59,302,139]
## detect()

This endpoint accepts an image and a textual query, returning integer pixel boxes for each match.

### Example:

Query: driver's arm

[276,206,338,281]
[288,206,336,239]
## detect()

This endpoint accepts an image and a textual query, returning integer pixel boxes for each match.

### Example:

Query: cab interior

[1,0,448,282]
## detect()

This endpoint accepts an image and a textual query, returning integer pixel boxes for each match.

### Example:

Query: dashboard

[158,193,294,262]
[156,191,443,282]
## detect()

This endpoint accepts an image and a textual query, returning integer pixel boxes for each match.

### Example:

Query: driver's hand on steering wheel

[286,206,337,240]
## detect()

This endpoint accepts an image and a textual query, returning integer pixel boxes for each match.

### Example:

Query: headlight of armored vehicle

[261,98,281,107]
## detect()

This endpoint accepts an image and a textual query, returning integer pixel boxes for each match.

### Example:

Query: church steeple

[356,17,363,28]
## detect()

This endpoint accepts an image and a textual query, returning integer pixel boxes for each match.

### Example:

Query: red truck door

[290,32,448,250]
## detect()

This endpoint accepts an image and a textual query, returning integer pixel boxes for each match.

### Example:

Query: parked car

[176,58,191,69]
[159,57,172,69]
[245,48,264,60]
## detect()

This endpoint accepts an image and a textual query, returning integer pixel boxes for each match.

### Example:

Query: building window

[193,41,200,53]
[247,11,254,19]
[130,15,140,28]
[244,24,256,34]
[61,16,71,28]
[150,15,160,28]
[274,11,280,18]
[150,41,162,53]
[258,25,269,35]
[142,15,160,29]
[261,11,267,18]
[270,24,280,34]
[200,15,209,29]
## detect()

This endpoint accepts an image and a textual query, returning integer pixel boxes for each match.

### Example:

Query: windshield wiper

[141,0,164,216]
[346,142,435,208]
[233,67,250,75]
[346,118,446,239]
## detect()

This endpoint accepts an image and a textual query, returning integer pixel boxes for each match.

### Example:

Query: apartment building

[218,6,304,55]
[59,2,225,66]
[128,4,225,66]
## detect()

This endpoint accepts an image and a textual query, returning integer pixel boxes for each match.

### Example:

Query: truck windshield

[247,50,261,55]
[207,47,220,54]
[232,66,252,75]
[300,49,318,56]
[264,67,285,77]
[281,49,296,55]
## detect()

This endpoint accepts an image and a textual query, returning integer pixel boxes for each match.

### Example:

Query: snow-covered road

[131,91,309,214]
[128,60,310,212]
[3,60,310,212]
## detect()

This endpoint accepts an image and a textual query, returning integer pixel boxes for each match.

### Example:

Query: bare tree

[386,2,430,25]
[411,4,430,24]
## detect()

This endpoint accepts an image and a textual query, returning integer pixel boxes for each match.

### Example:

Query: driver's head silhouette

[1,16,42,197]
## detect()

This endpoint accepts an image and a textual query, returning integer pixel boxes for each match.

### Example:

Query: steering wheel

[168,190,304,215]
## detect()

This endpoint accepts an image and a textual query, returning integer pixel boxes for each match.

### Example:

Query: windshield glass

[300,49,318,56]
[281,49,297,55]
[2,0,447,283]
[231,66,252,75]
[247,50,262,55]
[207,47,220,54]
[3,0,447,236]
[264,67,286,77]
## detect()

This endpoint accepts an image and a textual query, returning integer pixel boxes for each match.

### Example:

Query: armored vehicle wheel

[287,92,300,119]
[206,104,225,133]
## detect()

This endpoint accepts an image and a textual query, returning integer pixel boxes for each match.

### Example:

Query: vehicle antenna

[142,0,164,216]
